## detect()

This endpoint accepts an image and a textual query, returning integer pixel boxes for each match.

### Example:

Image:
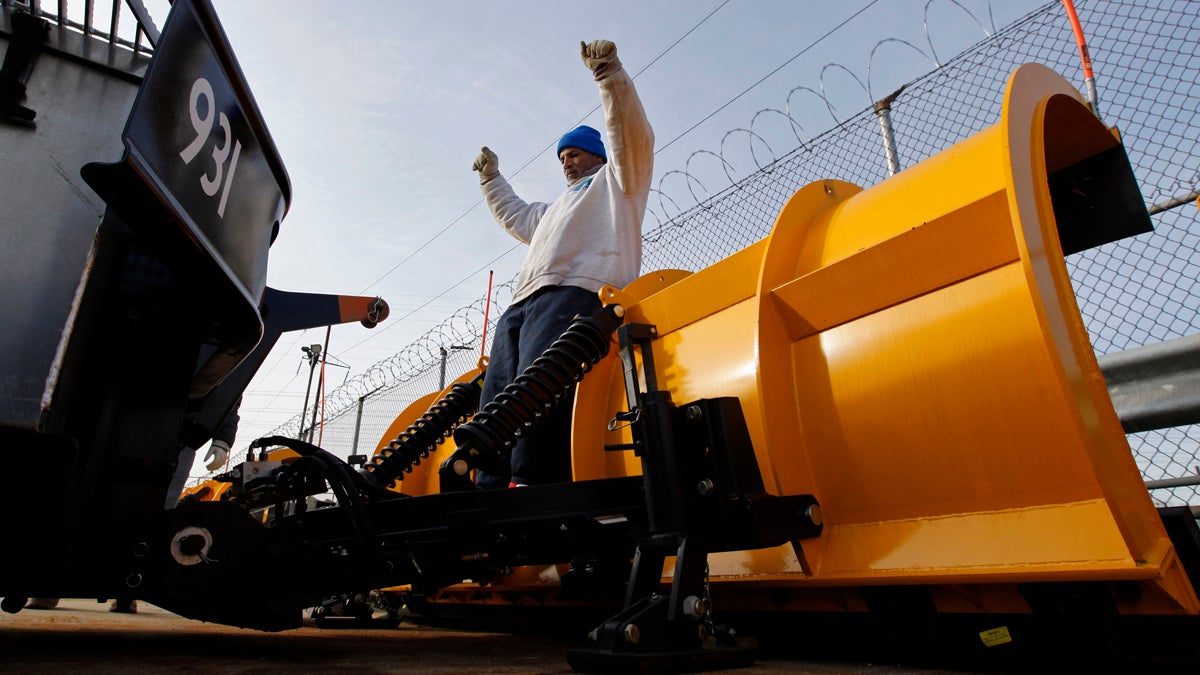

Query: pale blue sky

[137,0,1052,474]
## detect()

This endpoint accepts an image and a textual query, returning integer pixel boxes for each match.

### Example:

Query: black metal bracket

[570,323,823,671]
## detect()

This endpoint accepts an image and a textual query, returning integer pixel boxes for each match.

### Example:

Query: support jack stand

[567,534,755,673]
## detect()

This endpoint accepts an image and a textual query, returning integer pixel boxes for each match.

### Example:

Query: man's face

[559,147,605,183]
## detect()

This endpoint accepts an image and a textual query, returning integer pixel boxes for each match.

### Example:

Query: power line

[354,0,733,298]
[355,198,483,295]
[344,243,521,353]
[654,0,882,155]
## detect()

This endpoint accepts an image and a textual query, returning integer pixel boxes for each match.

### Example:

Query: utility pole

[299,343,322,440]
[308,326,333,444]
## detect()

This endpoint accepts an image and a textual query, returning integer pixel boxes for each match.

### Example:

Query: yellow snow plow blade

[572,63,1196,614]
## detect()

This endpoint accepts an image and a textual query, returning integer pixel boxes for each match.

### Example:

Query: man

[471,39,653,488]
[164,397,240,509]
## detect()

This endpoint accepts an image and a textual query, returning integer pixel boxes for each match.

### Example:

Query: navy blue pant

[474,285,601,488]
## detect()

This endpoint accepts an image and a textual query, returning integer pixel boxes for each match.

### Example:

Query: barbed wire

[643,0,1012,218]
[265,282,516,439]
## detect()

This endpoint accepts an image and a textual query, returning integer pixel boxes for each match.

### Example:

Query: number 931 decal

[179,77,242,218]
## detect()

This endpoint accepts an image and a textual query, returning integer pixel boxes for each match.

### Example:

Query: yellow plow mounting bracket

[572,64,1197,614]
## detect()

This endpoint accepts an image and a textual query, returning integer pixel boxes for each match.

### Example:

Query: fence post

[874,86,905,176]
[350,386,383,458]
[440,345,472,390]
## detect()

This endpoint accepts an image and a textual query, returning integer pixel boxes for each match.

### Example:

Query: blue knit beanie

[557,125,606,160]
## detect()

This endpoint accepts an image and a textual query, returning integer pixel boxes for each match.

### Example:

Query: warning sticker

[979,626,1013,647]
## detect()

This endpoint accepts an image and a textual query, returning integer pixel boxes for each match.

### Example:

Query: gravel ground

[0,598,978,674]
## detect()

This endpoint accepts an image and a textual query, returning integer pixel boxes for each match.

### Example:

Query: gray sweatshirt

[481,61,654,304]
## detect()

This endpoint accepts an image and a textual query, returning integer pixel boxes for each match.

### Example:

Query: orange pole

[1061,0,1100,117]
[481,270,494,360]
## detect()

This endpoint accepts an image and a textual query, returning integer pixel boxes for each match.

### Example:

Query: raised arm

[473,146,549,243]
[582,40,654,197]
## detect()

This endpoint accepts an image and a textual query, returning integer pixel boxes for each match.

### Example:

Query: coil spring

[452,305,622,461]
[364,377,483,488]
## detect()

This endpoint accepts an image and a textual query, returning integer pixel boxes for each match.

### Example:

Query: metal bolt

[132,541,150,557]
[804,504,824,527]
[685,405,703,421]
[696,479,714,497]
[682,595,708,620]
[453,459,469,475]
[623,623,640,644]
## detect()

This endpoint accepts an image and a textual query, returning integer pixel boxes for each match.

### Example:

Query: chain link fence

[267,0,1200,505]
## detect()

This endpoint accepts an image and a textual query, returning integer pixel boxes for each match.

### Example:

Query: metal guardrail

[1147,190,1200,216]
[1100,333,1200,491]
[1145,474,1200,490]
[1101,333,1200,434]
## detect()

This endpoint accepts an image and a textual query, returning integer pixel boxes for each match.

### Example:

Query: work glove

[205,439,230,471]
[581,39,620,79]
[472,146,499,183]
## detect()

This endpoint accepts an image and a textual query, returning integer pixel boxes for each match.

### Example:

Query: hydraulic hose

[362,375,484,488]
[439,304,625,487]
[250,435,382,565]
